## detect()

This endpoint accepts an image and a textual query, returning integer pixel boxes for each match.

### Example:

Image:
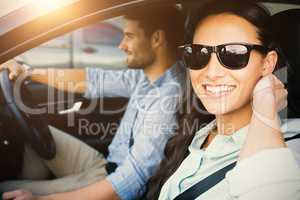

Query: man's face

[119,19,156,69]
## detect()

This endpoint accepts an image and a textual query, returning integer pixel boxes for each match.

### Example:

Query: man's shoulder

[144,90,183,115]
[160,62,187,90]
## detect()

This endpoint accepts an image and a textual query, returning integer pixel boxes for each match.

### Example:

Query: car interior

[271,8,300,118]
[0,0,299,194]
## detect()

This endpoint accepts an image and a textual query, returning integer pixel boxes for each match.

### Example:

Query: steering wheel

[0,69,56,160]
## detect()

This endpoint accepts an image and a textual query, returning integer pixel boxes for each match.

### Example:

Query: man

[0,6,186,200]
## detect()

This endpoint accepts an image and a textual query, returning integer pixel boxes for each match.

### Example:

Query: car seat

[271,9,300,118]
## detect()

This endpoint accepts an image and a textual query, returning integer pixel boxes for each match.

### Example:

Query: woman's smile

[202,84,236,98]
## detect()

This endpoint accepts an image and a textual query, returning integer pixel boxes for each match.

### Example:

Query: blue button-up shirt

[85,61,186,200]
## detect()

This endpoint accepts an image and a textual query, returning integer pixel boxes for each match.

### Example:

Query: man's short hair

[124,5,184,50]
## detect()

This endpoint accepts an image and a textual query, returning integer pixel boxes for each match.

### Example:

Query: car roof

[0,0,153,63]
[0,0,299,64]
[0,0,80,17]
[0,0,32,18]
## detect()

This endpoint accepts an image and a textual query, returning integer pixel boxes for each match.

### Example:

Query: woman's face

[190,13,266,115]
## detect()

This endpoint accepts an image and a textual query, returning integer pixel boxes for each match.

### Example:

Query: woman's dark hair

[185,0,275,49]
[146,1,279,199]
[146,85,214,200]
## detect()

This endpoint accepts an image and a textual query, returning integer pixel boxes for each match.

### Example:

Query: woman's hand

[239,74,287,160]
[252,74,287,126]
[0,60,27,80]
[2,190,36,200]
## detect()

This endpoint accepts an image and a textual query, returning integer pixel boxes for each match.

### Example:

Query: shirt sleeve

[106,98,179,200]
[225,148,300,200]
[84,68,141,98]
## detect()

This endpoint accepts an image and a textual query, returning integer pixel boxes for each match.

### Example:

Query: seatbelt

[174,162,236,200]
[173,133,300,200]
[285,133,300,141]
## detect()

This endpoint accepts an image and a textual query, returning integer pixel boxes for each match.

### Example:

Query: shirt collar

[151,61,186,87]
[189,119,249,157]
[189,120,216,153]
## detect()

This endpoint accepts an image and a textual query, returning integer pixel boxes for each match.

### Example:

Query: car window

[83,21,123,46]
[17,33,72,68]
[262,2,300,15]
[18,16,127,69]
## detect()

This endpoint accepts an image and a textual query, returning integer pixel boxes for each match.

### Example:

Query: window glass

[83,22,123,46]
[74,16,126,69]
[262,3,300,15]
[18,16,127,69]
[18,33,72,68]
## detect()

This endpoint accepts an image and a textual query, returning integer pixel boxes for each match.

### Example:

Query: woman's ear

[151,30,166,48]
[262,50,278,76]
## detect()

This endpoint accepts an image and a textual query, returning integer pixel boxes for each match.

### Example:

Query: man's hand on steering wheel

[0,60,29,80]
[0,60,56,160]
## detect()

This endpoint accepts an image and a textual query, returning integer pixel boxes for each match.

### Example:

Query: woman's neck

[215,103,252,135]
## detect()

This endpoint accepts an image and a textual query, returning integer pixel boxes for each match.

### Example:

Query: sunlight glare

[34,0,78,13]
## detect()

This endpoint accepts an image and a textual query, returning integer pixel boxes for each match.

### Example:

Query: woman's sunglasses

[179,43,269,70]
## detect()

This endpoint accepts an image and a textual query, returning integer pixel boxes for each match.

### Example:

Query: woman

[147,0,300,199]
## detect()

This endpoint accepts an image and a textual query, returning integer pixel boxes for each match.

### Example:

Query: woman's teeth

[204,85,236,95]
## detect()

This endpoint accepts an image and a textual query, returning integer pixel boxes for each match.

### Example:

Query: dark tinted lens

[219,44,250,69]
[183,45,210,69]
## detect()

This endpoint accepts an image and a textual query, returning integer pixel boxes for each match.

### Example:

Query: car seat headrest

[271,9,300,118]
